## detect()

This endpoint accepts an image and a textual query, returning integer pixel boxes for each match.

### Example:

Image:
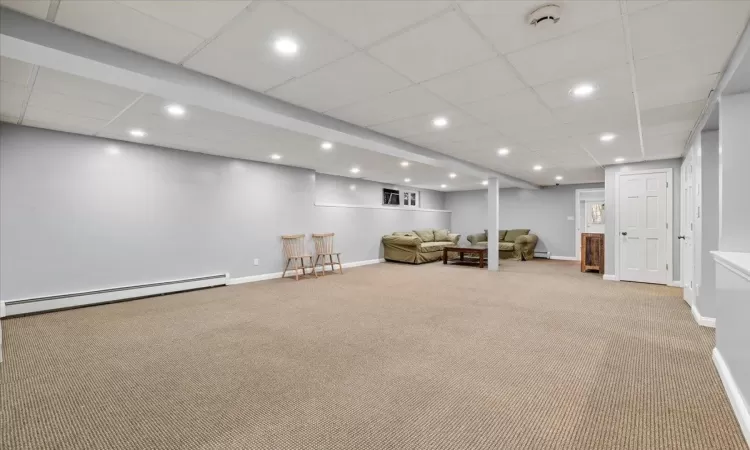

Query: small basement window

[402,190,418,207]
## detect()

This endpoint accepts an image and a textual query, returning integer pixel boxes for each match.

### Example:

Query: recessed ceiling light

[321,141,333,150]
[400,161,410,167]
[533,165,543,171]
[482,180,488,186]
[106,146,120,155]
[570,83,597,98]
[404,178,411,183]
[555,175,563,181]
[432,117,448,128]
[440,184,447,189]
[129,129,146,138]
[600,133,617,142]
[350,167,360,174]
[449,172,457,178]
[497,147,510,156]
[274,37,298,55]
[615,157,625,163]
[165,104,185,117]
[270,154,282,160]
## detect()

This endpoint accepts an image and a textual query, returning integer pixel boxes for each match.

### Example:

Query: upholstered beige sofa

[467,229,538,260]
[382,229,460,264]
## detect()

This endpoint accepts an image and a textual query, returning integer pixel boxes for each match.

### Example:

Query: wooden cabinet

[581,233,605,274]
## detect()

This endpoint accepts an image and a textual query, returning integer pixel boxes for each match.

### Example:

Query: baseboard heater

[535,251,551,259]
[2,274,228,317]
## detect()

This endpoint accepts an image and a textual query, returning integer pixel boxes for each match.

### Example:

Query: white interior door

[618,172,668,284]
[682,159,695,303]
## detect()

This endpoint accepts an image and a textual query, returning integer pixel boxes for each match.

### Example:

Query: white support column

[487,177,500,271]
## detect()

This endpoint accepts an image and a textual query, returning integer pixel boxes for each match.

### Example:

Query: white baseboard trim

[4,274,229,316]
[228,258,385,285]
[691,305,716,328]
[713,348,750,448]
[550,256,579,261]
[602,274,618,281]
[0,300,6,318]
[668,280,683,288]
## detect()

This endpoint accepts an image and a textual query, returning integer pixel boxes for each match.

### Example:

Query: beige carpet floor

[1,260,745,449]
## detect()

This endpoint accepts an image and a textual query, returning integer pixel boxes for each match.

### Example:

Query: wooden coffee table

[442,245,488,268]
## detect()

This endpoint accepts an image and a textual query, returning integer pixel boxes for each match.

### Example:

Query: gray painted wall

[445,183,604,258]
[604,159,682,282]
[0,124,448,301]
[697,131,719,318]
[718,91,750,252]
[315,173,446,210]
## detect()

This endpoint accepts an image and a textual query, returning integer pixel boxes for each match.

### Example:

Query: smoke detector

[528,4,561,27]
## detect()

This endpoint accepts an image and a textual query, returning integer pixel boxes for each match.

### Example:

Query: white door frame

[575,188,605,260]
[614,168,674,284]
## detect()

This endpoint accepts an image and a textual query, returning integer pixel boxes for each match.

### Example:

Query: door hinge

[666,263,669,270]
[666,181,669,188]
[666,222,669,229]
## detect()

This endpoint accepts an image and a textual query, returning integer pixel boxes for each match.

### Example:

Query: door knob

[678,235,686,240]
[621,232,627,236]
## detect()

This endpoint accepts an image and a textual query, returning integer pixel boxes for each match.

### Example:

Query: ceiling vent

[528,4,561,27]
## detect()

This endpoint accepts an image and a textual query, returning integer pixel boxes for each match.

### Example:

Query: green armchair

[467,229,539,261]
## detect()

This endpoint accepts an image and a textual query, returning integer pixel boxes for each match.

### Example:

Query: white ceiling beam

[0,7,538,189]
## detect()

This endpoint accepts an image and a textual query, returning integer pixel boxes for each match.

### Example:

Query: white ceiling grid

[0,0,748,189]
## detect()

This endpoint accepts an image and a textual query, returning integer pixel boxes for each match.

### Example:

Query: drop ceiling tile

[27,89,123,121]
[640,101,704,128]
[579,130,641,162]
[369,110,474,139]
[636,44,728,91]
[552,94,636,125]
[522,136,584,155]
[33,68,142,107]
[118,1,252,38]
[367,11,495,82]
[638,74,716,111]
[460,88,546,122]
[421,57,526,105]
[452,134,525,155]
[641,120,694,139]
[534,64,632,109]
[326,85,450,127]
[432,122,507,143]
[628,0,750,60]
[267,52,411,112]
[643,131,690,158]
[23,106,109,134]
[184,1,355,92]
[461,0,621,55]
[55,1,204,63]
[506,20,628,86]
[564,112,638,138]
[286,0,451,48]
[492,110,562,139]
[624,0,666,14]
[0,81,28,118]
[0,57,34,86]
[0,0,50,19]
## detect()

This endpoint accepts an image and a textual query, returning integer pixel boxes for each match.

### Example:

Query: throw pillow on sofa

[434,229,450,242]
[504,229,530,242]
[413,229,435,242]
[483,229,508,241]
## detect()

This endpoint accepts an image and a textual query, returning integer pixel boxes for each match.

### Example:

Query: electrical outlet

[253,258,259,266]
